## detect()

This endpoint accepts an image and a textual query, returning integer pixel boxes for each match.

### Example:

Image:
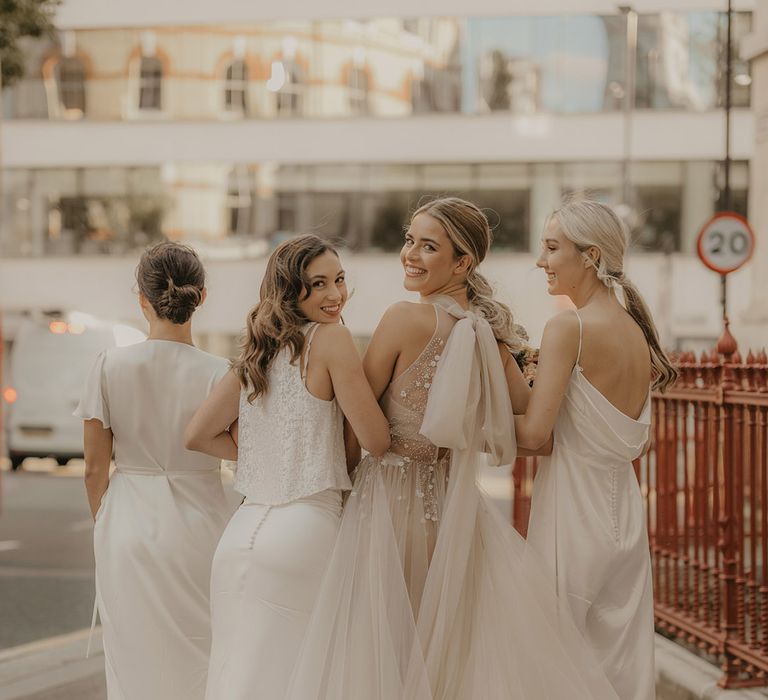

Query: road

[0,460,97,651]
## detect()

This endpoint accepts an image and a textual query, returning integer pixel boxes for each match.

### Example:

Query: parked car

[4,313,144,470]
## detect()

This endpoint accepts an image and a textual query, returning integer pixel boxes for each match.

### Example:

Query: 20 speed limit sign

[697,212,755,275]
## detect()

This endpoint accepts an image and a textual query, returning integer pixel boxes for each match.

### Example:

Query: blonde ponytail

[466,270,524,352]
[552,198,678,392]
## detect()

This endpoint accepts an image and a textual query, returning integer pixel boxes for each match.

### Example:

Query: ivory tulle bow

[419,295,516,467]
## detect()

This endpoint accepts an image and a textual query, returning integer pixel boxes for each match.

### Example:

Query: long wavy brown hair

[234,234,339,402]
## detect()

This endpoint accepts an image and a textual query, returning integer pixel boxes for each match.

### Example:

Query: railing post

[718,328,740,686]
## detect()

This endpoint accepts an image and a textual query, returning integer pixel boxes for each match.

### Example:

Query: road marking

[0,567,92,580]
[0,541,20,552]
[0,627,98,663]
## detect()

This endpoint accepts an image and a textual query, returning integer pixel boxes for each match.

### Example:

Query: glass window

[369,192,413,251]
[348,67,370,116]
[225,60,249,114]
[277,192,298,231]
[276,60,305,117]
[633,186,682,251]
[635,12,722,111]
[715,161,749,217]
[227,166,254,236]
[57,57,86,116]
[718,11,752,108]
[308,192,353,242]
[469,16,621,115]
[471,189,530,251]
[139,56,163,111]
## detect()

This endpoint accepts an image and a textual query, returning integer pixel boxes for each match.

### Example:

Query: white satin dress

[527,310,655,700]
[205,323,351,700]
[75,340,233,700]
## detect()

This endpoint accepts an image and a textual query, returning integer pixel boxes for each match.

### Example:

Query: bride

[286,197,620,699]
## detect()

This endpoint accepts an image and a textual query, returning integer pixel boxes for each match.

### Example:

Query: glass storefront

[1,160,749,258]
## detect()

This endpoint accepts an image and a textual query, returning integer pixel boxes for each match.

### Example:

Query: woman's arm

[83,419,113,520]
[317,324,391,456]
[500,344,532,414]
[343,419,362,474]
[498,345,556,456]
[514,313,580,450]
[184,370,240,461]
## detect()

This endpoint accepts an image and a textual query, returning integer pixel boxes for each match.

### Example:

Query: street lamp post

[619,5,638,210]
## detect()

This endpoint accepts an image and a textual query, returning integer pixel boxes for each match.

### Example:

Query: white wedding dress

[75,340,232,700]
[527,310,655,700]
[286,296,620,699]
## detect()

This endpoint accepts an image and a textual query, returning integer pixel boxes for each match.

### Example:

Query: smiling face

[536,216,596,297]
[297,250,347,323]
[400,212,470,295]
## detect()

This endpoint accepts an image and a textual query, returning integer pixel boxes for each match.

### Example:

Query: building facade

[0,0,759,350]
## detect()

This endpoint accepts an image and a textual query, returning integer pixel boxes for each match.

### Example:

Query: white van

[4,313,144,470]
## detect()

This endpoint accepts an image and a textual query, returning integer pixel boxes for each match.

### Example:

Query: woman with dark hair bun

[75,241,233,700]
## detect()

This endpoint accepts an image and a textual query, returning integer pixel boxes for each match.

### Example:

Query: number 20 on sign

[697,212,755,275]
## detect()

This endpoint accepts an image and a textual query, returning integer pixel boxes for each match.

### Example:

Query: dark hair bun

[136,242,205,325]
[156,279,204,324]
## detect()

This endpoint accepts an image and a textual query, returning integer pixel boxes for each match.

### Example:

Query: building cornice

[54,0,756,29]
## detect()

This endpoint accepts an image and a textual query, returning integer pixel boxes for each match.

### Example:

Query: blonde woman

[286,198,621,699]
[184,234,390,700]
[518,199,677,700]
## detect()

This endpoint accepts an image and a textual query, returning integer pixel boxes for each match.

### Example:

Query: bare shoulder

[312,322,355,349]
[541,311,581,356]
[380,301,432,327]
[309,323,359,367]
[544,310,580,336]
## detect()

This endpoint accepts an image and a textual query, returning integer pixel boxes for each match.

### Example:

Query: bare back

[576,303,652,421]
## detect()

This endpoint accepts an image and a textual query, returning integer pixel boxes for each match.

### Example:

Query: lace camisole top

[234,323,352,505]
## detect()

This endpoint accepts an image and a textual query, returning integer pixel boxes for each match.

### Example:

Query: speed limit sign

[697,212,755,275]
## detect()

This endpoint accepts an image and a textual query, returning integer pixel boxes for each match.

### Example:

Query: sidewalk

[3,629,768,699]
[0,629,105,700]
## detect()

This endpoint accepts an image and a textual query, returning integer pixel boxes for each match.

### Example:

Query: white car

[4,313,144,470]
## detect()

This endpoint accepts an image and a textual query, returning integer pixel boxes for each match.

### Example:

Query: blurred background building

[0,0,760,352]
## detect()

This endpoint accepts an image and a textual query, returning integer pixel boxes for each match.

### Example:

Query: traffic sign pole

[697,211,755,357]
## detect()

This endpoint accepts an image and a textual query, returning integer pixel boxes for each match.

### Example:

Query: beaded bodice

[378,305,457,521]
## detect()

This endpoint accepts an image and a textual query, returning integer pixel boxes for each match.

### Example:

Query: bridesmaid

[517,199,677,700]
[185,234,390,700]
[75,242,233,700]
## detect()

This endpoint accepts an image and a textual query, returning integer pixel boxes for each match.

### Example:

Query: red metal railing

[512,349,768,688]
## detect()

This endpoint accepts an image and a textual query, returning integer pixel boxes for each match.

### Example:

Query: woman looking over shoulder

[185,234,389,700]
[517,198,677,700]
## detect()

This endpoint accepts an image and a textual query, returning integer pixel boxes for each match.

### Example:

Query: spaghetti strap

[573,310,583,368]
[301,323,321,385]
